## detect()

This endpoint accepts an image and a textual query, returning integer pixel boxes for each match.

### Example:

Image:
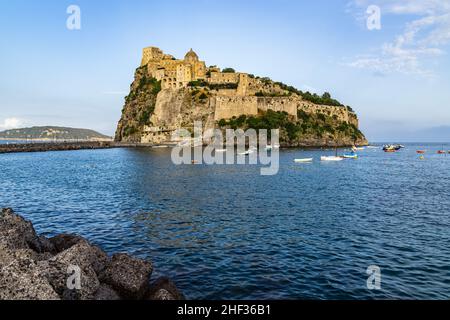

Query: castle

[140,46,251,95]
[115,46,366,146]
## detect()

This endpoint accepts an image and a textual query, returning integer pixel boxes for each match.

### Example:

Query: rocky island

[115,46,368,147]
[0,208,184,300]
[0,126,112,142]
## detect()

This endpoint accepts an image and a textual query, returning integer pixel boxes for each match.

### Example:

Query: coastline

[0,140,369,154]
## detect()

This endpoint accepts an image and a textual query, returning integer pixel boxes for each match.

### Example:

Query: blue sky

[1,0,450,141]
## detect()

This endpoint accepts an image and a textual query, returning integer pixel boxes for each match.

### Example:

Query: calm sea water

[1,144,449,299]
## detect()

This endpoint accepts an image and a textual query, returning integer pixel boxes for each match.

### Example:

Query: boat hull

[294,158,313,163]
[321,156,343,162]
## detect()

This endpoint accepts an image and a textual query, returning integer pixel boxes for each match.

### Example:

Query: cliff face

[115,48,368,147]
[115,66,160,142]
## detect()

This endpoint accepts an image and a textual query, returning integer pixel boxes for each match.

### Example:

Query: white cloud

[346,0,450,76]
[0,118,24,130]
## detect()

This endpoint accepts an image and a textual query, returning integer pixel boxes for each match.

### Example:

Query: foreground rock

[0,208,184,300]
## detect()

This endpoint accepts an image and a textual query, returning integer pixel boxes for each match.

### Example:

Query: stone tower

[184,49,199,63]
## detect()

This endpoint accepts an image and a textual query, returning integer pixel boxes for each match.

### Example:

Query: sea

[1,143,449,299]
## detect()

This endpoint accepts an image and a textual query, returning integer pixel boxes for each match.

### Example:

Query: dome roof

[184,49,199,61]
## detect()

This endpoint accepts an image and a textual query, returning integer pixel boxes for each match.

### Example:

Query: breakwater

[0,208,184,300]
[0,141,114,154]
[0,141,159,154]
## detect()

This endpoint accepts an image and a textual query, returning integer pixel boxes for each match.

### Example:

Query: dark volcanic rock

[37,241,108,299]
[61,265,100,300]
[49,234,86,253]
[0,208,183,300]
[52,240,109,274]
[38,235,56,254]
[0,208,43,252]
[0,245,60,300]
[146,277,185,300]
[93,284,121,300]
[99,253,153,299]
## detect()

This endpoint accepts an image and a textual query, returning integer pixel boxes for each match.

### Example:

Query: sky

[1,0,450,141]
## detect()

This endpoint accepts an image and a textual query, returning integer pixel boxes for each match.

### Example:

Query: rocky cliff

[115,50,368,147]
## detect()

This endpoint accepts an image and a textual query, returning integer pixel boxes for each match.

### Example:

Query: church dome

[184,49,199,62]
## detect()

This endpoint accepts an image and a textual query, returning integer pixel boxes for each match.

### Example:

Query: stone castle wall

[213,96,299,121]
[213,96,258,121]
[298,101,358,127]
[209,72,239,84]
[213,95,357,126]
[257,97,298,120]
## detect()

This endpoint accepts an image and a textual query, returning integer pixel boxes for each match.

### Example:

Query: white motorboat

[321,156,343,161]
[265,144,279,150]
[294,158,313,163]
[238,150,254,156]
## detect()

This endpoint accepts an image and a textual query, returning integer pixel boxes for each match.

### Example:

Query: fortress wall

[209,72,239,84]
[257,97,298,120]
[213,96,258,121]
[217,89,238,96]
[298,101,358,126]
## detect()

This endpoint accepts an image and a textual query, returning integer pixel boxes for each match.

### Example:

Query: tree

[222,68,235,73]
[322,92,331,100]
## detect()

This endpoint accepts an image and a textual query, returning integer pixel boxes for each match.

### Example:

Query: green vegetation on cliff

[218,109,365,145]
[275,82,345,107]
[222,68,236,73]
[253,76,346,107]
[116,65,162,141]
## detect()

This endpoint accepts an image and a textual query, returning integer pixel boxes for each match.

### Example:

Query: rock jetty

[0,208,184,300]
[0,141,114,154]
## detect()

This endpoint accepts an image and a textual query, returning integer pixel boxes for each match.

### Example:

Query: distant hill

[0,126,112,141]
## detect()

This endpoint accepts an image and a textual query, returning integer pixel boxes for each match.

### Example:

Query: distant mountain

[0,126,112,141]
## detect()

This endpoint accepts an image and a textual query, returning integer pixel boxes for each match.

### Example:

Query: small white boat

[238,150,254,156]
[343,154,358,159]
[294,158,313,163]
[215,149,227,153]
[367,146,378,149]
[321,156,343,162]
[152,145,169,149]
